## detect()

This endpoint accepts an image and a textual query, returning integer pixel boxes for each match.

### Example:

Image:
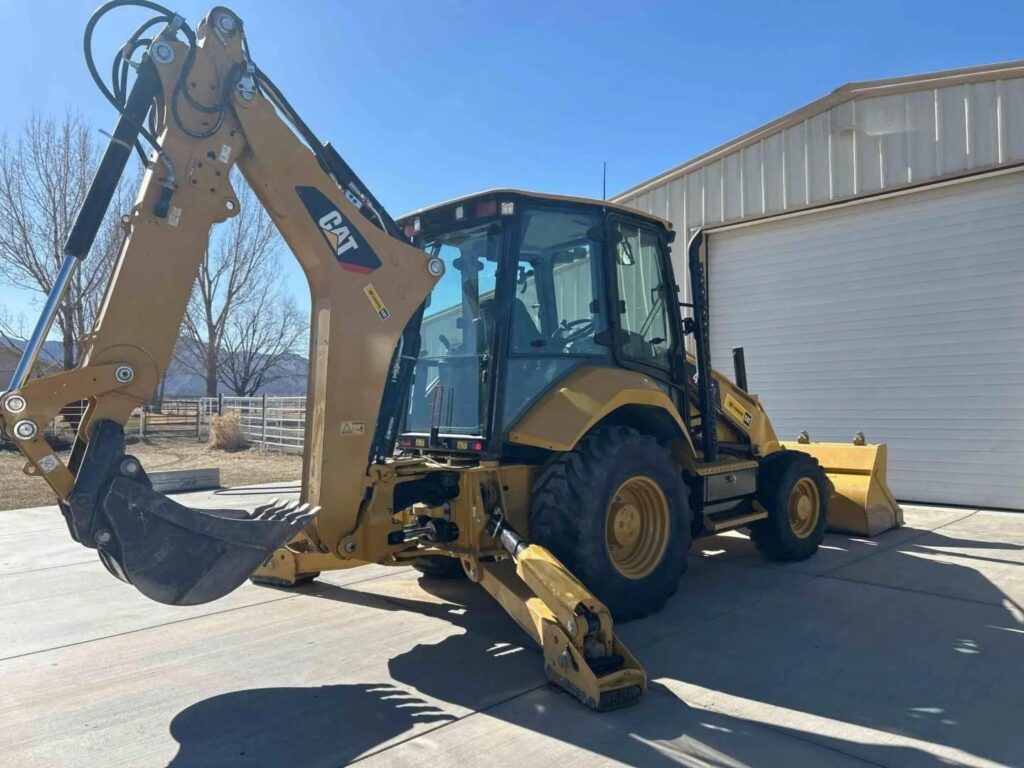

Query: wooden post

[139,408,146,437]
[217,392,224,416]
[195,400,202,441]
[261,393,268,449]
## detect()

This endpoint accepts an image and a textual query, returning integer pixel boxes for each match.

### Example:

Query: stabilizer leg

[470,512,646,711]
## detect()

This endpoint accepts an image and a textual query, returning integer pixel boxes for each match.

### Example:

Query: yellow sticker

[724,394,753,428]
[339,420,366,436]
[363,283,390,321]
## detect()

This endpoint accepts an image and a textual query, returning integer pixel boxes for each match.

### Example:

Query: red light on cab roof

[475,200,498,217]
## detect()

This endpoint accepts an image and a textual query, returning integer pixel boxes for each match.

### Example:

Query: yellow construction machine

[1,3,901,711]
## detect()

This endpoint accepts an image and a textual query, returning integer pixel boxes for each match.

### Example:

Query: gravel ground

[0,437,303,510]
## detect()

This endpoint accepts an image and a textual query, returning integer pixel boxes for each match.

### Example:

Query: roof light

[475,200,497,217]
[500,201,515,216]
[454,205,464,221]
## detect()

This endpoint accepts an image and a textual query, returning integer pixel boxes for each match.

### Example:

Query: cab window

[510,208,606,356]
[614,221,673,369]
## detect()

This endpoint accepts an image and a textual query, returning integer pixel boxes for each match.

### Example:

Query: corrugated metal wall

[617,74,1024,292]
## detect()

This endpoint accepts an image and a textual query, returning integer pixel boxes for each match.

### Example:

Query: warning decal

[363,284,390,321]
[339,420,366,436]
[723,393,754,430]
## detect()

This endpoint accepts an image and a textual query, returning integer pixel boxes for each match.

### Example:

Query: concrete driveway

[2,484,1022,767]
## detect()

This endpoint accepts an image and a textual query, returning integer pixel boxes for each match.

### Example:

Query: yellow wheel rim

[788,477,821,539]
[605,475,670,580]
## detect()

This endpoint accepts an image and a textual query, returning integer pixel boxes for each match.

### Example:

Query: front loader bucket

[783,441,903,536]
[96,480,317,605]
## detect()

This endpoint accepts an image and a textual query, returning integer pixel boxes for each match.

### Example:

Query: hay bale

[209,410,249,452]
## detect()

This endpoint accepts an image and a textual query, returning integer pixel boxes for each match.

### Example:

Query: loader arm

[0,4,441,604]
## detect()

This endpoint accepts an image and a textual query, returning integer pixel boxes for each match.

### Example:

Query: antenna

[602,161,607,201]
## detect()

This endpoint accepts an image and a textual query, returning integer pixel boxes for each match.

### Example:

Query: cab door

[605,215,687,399]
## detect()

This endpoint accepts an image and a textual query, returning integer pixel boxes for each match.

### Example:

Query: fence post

[217,392,224,416]
[195,401,202,441]
[139,408,146,437]
[261,393,268,448]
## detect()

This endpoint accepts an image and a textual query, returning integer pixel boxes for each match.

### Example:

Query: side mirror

[616,239,635,266]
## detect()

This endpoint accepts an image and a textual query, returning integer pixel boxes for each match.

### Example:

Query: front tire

[413,556,466,579]
[529,426,690,622]
[750,450,829,562]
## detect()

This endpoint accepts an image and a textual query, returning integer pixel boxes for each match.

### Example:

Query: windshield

[405,222,501,436]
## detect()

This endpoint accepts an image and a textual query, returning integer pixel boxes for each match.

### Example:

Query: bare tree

[0,308,37,358]
[0,112,130,370]
[176,172,292,396]
[219,291,305,396]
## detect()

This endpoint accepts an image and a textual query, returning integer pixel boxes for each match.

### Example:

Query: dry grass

[208,411,249,452]
[0,436,303,511]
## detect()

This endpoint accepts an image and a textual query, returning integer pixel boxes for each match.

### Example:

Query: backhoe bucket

[96,479,317,606]
[783,441,902,536]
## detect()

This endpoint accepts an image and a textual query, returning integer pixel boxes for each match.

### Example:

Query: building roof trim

[612,59,1024,203]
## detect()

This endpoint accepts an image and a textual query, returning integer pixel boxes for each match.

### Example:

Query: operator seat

[510,298,544,352]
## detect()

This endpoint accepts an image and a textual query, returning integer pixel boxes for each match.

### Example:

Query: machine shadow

[168,523,1024,767]
[677,524,1024,767]
[167,681,456,768]
[165,577,750,767]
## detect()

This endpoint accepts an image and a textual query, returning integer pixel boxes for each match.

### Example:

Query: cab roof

[398,188,673,231]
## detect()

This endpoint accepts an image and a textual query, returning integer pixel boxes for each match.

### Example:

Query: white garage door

[708,171,1024,509]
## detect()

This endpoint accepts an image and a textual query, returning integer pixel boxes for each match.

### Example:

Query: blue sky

[2,0,1022,323]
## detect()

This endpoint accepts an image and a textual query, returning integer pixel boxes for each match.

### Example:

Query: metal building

[615,61,1024,509]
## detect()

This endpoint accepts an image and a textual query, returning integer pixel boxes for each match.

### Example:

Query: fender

[508,366,690,453]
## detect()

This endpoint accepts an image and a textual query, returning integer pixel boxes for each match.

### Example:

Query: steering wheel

[555,318,593,343]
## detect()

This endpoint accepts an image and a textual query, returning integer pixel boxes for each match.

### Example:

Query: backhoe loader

[1,3,901,711]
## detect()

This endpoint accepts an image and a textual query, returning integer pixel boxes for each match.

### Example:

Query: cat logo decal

[296,186,381,274]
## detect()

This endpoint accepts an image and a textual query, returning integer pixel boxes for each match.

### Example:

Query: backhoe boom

[2,4,441,599]
[0,3,649,710]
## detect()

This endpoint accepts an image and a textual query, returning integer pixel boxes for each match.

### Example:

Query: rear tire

[413,555,466,579]
[750,451,829,562]
[529,426,690,622]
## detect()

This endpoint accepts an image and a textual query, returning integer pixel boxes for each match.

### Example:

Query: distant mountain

[9,340,308,397]
[162,350,308,396]
[163,346,309,397]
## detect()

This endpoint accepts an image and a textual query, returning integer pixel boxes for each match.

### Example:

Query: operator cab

[397,190,682,458]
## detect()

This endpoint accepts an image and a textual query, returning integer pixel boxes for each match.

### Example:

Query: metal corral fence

[200,395,307,453]
[39,397,307,452]
[53,399,203,439]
